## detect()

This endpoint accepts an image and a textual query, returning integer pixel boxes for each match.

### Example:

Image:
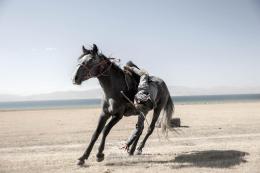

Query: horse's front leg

[96,114,123,162]
[77,112,110,166]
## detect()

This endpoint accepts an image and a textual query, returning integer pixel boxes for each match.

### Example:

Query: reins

[120,91,149,126]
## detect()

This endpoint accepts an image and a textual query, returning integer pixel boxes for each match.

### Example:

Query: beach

[1,102,260,173]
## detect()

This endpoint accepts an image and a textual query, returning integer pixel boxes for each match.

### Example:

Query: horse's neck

[97,65,124,97]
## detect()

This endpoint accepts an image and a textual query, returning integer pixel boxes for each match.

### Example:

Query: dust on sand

[1,102,260,173]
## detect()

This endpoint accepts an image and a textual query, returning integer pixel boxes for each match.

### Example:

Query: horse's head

[73,44,110,85]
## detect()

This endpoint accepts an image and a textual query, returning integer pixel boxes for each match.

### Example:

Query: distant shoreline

[1,93,260,102]
[1,101,260,113]
[0,105,100,112]
[1,93,260,112]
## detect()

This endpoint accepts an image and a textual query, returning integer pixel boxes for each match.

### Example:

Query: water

[173,94,260,104]
[0,94,260,111]
[0,99,101,111]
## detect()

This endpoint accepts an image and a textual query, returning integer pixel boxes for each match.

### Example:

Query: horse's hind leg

[136,107,162,155]
[96,114,122,162]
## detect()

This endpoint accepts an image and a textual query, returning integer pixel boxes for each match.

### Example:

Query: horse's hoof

[77,159,85,166]
[96,153,105,162]
[136,149,142,155]
[128,151,134,156]
[96,157,104,162]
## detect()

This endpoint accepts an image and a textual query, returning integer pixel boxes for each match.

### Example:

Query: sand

[1,102,260,173]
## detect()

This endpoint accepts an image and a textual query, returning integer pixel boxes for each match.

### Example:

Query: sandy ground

[1,102,260,173]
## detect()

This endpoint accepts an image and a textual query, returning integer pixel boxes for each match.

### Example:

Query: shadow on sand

[173,150,249,168]
[105,150,248,169]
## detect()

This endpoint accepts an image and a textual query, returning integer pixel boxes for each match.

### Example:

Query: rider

[124,64,154,112]
[122,62,155,153]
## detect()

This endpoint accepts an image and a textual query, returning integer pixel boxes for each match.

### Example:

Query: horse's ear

[82,45,89,54]
[92,44,98,54]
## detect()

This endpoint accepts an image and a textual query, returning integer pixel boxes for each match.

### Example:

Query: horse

[73,44,174,166]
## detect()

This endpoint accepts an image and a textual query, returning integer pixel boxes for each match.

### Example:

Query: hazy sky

[0,0,260,95]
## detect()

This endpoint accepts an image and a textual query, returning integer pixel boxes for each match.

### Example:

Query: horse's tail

[161,93,175,135]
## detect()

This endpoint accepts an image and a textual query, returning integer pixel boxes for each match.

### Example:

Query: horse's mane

[99,53,124,73]
[100,53,140,96]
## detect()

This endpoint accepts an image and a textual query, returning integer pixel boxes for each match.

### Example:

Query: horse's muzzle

[73,75,82,85]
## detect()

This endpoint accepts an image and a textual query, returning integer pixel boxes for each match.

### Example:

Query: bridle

[77,56,131,91]
[79,57,119,79]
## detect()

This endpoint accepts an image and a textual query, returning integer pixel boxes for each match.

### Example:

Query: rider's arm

[128,66,147,76]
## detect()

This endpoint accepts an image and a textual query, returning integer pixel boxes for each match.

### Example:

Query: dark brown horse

[73,44,174,166]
